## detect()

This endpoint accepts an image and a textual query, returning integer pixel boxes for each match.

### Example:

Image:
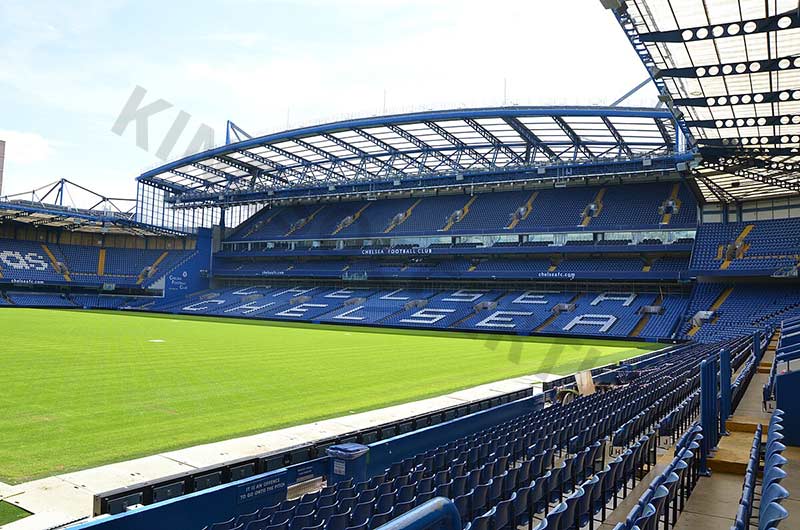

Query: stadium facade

[1,1,799,530]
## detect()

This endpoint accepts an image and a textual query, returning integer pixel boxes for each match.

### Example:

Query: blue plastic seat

[758,501,789,530]
[493,492,516,530]
[211,517,237,530]
[545,502,567,530]
[244,517,271,530]
[324,510,350,530]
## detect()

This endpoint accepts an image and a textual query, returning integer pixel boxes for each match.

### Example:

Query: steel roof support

[462,118,527,165]
[321,133,396,178]
[600,117,634,158]
[423,121,493,167]
[233,150,298,185]
[290,137,372,181]
[552,116,594,160]
[639,10,800,44]
[703,160,800,193]
[385,124,463,172]
[169,169,227,191]
[192,162,238,183]
[352,128,428,175]
[695,174,736,203]
[501,117,559,161]
[658,55,800,79]
[260,143,347,184]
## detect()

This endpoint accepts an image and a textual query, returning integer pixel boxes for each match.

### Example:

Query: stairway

[579,188,606,227]
[97,249,106,277]
[535,293,580,332]
[629,294,663,337]
[720,224,754,270]
[687,287,734,336]
[41,244,71,282]
[440,196,478,231]
[659,183,682,225]
[137,251,169,285]
[285,206,326,237]
[331,203,371,236]
[506,191,539,229]
[384,199,422,233]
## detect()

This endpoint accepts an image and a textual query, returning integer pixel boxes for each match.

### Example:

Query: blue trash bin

[326,443,369,485]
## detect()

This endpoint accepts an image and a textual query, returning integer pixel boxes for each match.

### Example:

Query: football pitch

[0,308,657,484]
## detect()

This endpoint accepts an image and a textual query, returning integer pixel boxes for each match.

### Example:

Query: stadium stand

[111,337,741,530]
[0,238,194,287]
[5,1,800,529]
[225,182,698,242]
[138,286,690,340]
[691,218,800,274]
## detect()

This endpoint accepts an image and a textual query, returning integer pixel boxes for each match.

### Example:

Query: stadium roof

[607,0,800,202]
[138,106,683,205]
[0,179,190,236]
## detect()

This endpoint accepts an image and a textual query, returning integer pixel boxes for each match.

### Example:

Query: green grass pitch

[0,502,31,526]
[0,308,657,484]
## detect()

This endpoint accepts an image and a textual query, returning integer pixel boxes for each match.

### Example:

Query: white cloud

[0,130,54,165]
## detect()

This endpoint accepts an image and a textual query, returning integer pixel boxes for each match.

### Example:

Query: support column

[700,359,718,476]
[719,349,731,436]
[752,331,762,362]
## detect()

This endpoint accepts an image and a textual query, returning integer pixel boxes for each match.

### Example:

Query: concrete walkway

[0,372,561,530]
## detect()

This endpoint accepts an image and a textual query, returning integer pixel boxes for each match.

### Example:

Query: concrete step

[726,415,765,433]
[708,431,759,474]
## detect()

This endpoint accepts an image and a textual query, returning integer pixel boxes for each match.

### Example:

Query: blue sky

[0,0,658,202]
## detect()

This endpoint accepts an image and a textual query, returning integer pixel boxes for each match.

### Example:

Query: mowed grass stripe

[0,308,656,483]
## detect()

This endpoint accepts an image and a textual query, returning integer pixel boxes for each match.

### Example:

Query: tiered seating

[691,218,800,272]
[684,285,800,343]
[59,244,101,282]
[226,182,698,242]
[142,286,687,340]
[591,181,695,228]
[383,290,505,329]
[337,198,419,237]
[316,289,438,325]
[70,295,135,309]
[455,291,573,332]
[613,425,703,530]
[764,317,800,405]
[0,238,66,283]
[541,293,658,338]
[0,238,192,287]
[729,411,789,530]
[198,340,726,530]
[6,292,76,307]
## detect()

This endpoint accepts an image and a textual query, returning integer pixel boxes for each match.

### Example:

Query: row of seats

[199,339,731,530]
[0,292,145,309]
[691,218,800,272]
[228,182,697,242]
[142,286,688,340]
[764,317,800,405]
[730,411,790,530]
[613,424,703,530]
[0,238,194,287]
[683,285,800,343]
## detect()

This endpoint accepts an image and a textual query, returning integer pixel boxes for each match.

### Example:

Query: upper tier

[227,181,697,242]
